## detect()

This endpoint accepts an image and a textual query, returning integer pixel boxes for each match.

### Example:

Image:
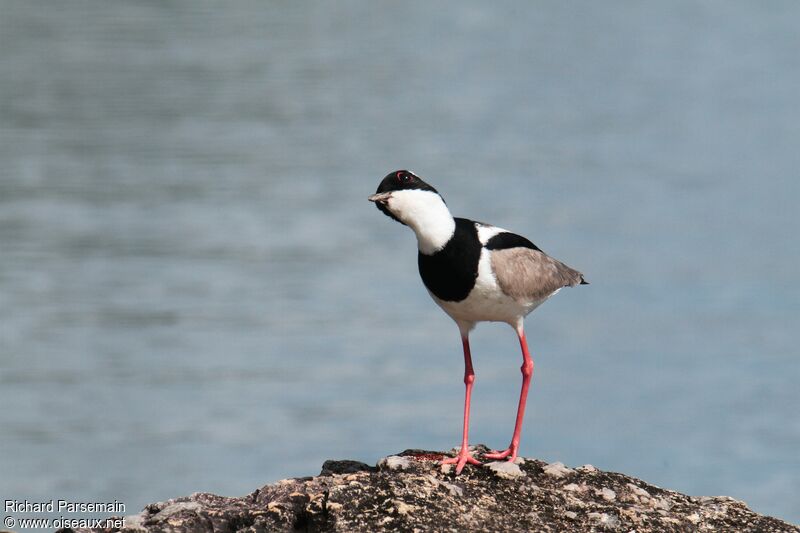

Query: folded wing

[487,232,586,303]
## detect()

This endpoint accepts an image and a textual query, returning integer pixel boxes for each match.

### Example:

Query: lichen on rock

[62,446,799,533]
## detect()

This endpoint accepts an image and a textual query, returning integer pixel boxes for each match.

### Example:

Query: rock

[62,446,799,533]
[597,487,616,501]
[542,461,574,479]
[319,459,374,476]
[376,455,412,471]
[485,460,525,479]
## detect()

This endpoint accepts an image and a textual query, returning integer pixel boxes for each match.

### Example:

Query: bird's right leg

[442,333,482,474]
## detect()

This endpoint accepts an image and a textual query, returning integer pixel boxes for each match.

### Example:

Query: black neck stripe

[417,218,481,302]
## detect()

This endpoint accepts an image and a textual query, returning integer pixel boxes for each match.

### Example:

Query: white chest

[428,248,541,327]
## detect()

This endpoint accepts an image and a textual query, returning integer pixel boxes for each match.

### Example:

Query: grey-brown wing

[490,247,586,303]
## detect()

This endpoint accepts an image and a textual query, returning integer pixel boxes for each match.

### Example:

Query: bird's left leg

[484,323,534,462]
[442,332,482,474]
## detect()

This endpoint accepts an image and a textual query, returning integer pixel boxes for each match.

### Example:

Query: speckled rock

[64,445,798,533]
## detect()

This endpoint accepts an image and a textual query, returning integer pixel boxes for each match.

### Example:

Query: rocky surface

[64,446,798,532]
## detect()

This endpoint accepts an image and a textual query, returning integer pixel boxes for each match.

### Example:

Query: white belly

[428,248,547,327]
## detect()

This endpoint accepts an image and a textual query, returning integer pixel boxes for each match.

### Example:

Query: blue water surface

[1,1,798,526]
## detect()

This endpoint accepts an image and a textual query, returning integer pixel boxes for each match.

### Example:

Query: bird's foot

[483,444,519,462]
[442,447,482,474]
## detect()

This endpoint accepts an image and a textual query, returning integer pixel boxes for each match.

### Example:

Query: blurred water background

[1,0,798,526]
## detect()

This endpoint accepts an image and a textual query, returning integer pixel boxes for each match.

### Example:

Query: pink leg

[485,325,534,462]
[442,334,482,474]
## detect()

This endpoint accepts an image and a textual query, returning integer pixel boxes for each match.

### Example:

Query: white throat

[388,189,455,255]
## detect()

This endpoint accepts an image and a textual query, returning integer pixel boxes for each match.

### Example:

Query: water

[1,0,798,526]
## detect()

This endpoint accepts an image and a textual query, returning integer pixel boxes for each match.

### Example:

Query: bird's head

[368,170,443,226]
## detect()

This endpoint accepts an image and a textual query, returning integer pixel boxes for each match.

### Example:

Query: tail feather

[556,262,587,288]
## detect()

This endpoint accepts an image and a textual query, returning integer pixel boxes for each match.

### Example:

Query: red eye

[396,171,412,182]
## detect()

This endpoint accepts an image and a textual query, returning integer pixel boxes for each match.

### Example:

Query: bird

[368,169,587,474]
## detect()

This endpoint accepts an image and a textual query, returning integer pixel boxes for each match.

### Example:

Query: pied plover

[369,170,587,474]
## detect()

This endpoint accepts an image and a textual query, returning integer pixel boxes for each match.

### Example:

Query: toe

[483,449,511,460]
[442,452,481,474]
